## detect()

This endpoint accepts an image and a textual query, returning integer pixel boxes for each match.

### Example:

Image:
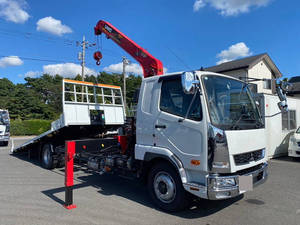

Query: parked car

[288,127,300,157]
[0,109,10,146]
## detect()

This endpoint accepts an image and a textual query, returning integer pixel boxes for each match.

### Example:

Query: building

[205,53,300,158]
[205,53,281,94]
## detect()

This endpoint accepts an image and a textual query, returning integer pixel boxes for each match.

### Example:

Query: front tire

[147,162,189,212]
[3,141,8,146]
[41,144,55,169]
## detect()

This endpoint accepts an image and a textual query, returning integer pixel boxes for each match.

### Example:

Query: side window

[282,110,297,130]
[263,79,272,90]
[160,79,202,121]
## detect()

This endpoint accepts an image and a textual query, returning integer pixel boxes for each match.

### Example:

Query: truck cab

[135,71,268,210]
[0,110,10,146]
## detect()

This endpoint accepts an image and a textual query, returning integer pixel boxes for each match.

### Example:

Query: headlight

[210,177,236,189]
[261,148,265,158]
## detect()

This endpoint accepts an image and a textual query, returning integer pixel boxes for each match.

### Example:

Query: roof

[288,76,300,95]
[204,53,282,78]
[289,76,300,83]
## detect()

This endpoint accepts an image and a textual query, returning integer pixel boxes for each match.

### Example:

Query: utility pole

[81,36,85,81]
[122,56,130,112]
[77,36,95,81]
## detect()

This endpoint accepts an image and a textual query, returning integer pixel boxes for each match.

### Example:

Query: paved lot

[1,137,300,225]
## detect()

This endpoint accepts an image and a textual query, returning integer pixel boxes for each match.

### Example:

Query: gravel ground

[0,137,300,225]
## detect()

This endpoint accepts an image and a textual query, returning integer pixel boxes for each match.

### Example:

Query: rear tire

[41,144,55,169]
[147,162,189,212]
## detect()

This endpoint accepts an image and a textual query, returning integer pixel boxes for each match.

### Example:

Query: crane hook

[93,51,102,66]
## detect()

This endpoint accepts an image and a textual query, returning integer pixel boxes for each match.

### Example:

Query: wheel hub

[154,172,176,203]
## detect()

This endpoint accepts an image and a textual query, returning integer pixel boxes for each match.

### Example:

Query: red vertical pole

[117,135,127,154]
[64,141,77,209]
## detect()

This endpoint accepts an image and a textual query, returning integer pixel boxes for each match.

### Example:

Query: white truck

[13,20,290,211]
[0,109,10,146]
[13,71,288,211]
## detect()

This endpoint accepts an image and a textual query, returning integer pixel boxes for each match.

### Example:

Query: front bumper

[288,138,300,157]
[207,162,268,200]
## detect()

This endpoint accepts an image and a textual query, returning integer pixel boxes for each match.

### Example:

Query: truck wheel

[147,162,189,212]
[41,144,55,169]
[3,141,8,146]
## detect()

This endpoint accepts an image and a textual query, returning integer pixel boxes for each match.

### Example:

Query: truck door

[154,76,207,170]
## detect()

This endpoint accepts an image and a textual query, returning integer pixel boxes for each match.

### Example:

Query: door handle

[155,124,166,129]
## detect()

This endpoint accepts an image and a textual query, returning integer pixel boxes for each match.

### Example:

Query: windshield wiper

[230,83,255,130]
[230,113,263,130]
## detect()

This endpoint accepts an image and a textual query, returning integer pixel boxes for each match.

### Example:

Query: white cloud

[104,62,168,76]
[43,63,96,77]
[193,0,206,12]
[193,0,271,16]
[36,16,72,36]
[104,62,143,75]
[24,70,41,78]
[0,0,29,23]
[216,42,252,65]
[0,56,23,67]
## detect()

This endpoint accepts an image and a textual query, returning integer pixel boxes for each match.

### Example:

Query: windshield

[202,75,263,130]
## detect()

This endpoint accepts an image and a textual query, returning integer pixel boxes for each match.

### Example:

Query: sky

[0,0,299,83]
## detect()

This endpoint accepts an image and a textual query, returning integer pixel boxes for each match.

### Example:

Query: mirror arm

[263,111,282,118]
[178,87,199,122]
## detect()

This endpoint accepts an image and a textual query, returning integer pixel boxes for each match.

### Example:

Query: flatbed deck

[13,79,125,154]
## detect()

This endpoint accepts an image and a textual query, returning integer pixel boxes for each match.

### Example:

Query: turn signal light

[191,160,200,166]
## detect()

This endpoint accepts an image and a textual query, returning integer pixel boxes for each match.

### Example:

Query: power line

[166,47,192,70]
[0,27,75,47]
[0,27,129,65]
[0,55,73,64]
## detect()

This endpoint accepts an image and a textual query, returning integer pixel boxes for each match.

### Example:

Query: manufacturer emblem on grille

[249,153,254,161]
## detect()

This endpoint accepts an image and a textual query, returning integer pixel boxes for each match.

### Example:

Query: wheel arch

[141,152,185,183]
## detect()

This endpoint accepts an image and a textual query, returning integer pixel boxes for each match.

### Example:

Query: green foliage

[10,119,52,136]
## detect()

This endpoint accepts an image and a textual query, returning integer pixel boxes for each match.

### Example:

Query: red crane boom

[94,20,163,78]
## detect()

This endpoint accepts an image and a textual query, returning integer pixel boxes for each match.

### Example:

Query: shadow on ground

[12,150,242,218]
[271,156,300,163]
[42,169,242,219]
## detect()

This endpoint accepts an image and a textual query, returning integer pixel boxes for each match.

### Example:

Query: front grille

[234,149,264,166]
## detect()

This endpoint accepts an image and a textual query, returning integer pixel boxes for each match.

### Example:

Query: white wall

[264,95,300,158]
[248,60,273,94]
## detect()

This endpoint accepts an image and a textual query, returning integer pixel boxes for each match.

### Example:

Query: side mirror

[278,101,288,112]
[281,80,292,92]
[276,80,289,112]
[181,71,200,95]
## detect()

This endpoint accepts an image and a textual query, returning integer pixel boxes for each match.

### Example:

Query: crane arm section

[94,20,163,78]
